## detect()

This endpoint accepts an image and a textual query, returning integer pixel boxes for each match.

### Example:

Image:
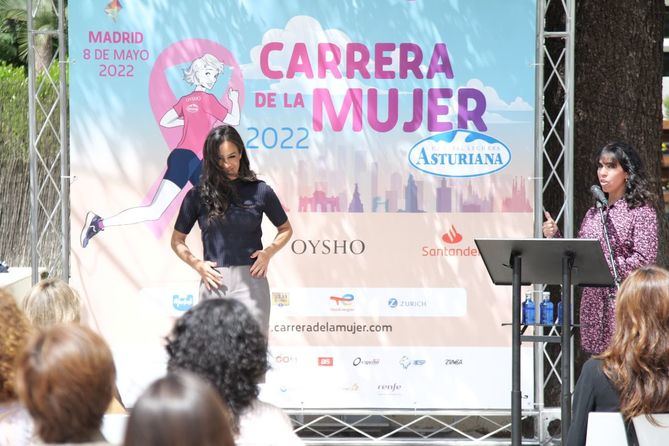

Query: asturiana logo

[408,129,511,178]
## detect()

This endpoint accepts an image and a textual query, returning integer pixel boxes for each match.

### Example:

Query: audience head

[22,278,81,328]
[601,265,669,418]
[16,323,116,443]
[123,372,235,446]
[166,298,268,430]
[0,288,31,403]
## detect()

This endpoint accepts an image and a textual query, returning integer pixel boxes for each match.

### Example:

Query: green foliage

[0,62,62,162]
[0,0,59,65]
[0,30,20,66]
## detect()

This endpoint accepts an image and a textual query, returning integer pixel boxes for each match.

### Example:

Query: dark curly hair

[594,141,656,209]
[199,125,257,221]
[165,299,268,432]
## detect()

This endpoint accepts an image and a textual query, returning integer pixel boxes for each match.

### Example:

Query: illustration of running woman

[81,53,240,248]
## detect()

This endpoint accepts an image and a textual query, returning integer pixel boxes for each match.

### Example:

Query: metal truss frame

[28,0,68,283]
[29,0,573,443]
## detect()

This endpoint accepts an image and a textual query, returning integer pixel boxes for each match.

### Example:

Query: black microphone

[590,185,608,208]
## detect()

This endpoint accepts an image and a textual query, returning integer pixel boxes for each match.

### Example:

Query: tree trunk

[542,0,665,406]
[572,0,665,382]
[573,1,665,257]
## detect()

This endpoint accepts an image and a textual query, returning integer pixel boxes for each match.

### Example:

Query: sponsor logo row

[273,292,434,310]
[272,355,463,369]
[289,226,480,259]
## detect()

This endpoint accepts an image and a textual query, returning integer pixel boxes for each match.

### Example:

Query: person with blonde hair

[16,324,116,445]
[22,278,81,328]
[0,289,35,445]
[567,265,669,445]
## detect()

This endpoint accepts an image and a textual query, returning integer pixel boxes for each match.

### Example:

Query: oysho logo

[318,357,334,367]
[408,129,511,178]
[291,239,366,255]
[172,294,194,312]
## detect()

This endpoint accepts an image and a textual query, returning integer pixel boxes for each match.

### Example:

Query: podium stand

[475,238,613,446]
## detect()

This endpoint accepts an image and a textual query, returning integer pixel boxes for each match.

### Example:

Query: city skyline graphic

[295,160,532,214]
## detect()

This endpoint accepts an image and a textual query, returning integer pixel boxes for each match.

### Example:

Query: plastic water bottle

[540,292,554,325]
[556,300,563,325]
[522,292,535,325]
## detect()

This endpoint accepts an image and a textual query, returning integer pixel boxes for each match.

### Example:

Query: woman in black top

[171,125,292,335]
[567,266,669,445]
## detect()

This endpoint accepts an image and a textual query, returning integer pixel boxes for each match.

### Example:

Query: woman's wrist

[263,246,276,258]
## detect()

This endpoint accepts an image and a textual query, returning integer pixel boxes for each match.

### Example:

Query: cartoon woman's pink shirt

[173,91,229,155]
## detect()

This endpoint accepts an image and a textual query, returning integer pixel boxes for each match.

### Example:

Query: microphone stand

[596,201,621,290]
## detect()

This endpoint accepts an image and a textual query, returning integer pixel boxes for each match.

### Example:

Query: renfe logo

[408,129,511,178]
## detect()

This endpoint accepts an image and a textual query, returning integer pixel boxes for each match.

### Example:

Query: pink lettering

[368,88,398,132]
[428,88,453,132]
[458,88,487,131]
[427,43,454,79]
[318,43,342,78]
[374,43,396,79]
[286,43,314,78]
[346,43,370,79]
[313,88,363,132]
[399,43,423,79]
[260,42,283,79]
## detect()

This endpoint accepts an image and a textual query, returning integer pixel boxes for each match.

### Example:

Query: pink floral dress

[577,200,657,353]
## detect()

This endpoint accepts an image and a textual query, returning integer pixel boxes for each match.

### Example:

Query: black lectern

[475,238,614,446]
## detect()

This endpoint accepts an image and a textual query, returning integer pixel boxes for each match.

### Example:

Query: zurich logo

[408,129,511,178]
[388,298,398,308]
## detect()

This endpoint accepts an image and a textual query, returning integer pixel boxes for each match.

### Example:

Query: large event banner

[70,0,536,409]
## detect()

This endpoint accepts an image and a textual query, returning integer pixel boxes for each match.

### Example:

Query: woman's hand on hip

[195,260,223,290]
[250,250,270,278]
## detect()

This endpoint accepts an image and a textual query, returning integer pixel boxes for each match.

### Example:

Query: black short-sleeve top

[174,180,288,267]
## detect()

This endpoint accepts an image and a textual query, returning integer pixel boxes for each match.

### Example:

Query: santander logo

[441,225,463,244]
[421,224,479,257]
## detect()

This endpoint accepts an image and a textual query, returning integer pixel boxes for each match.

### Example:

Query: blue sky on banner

[70,0,536,118]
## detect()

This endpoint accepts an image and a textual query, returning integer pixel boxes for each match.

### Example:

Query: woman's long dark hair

[200,125,257,220]
[594,141,655,209]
